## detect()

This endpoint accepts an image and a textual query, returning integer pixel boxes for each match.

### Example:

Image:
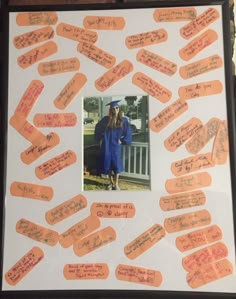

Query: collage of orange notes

[124,224,166,259]
[35,150,77,180]
[153,7,197,22]
[59,215,100,248]
[83,16,125,30]
[45,194,87,225]
[5,247,44,286]
[73,226,116,257]
[125,29,167,49]
[34,113,77,127]
[90,202,135,218]
[64,263,109,280]
[16,12,58,26]
[38,57,80,76]
[10,181,54,201]
[212,120,229,164]
[164,209,211,233]
[180,8,220,40]
[160,190,206,211]
[115,264,162,287]
[176,225,223,252]
[16,218,59,246]
[187,259,233,288]
[150,99,188,132]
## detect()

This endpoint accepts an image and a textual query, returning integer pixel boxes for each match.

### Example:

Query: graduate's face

[111,106,119,117]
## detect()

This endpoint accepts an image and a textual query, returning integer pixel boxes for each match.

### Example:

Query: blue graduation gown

[94,116,132,175]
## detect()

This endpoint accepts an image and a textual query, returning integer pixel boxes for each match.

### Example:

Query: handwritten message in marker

[38,57,80,76]
[34,113,77,127]
[64,263,109,280]
[212,120,229,164]
[154,7,197,22]
[83,16,125,30]
[16,12,58,26]
[91,202,135,218]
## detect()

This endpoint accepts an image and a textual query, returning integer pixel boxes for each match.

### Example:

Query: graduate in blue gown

[94,100,132,190]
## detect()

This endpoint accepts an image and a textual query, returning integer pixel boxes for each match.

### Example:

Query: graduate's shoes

[113,185,120,191]
[106,184,120,191]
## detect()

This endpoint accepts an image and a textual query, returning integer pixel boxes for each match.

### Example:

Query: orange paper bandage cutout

[179,29,218,61]
[182,242,228,272]
[154,7,197,22]
[164,118,203,152]
[83,16,125,30]
[125,29,167,49]
[10,181,53,201]
[14,26,54,49]
[124,224,166,260]
[178,80,223,100]
[4,247,44,286]
[95,60,133,92]
[64,263,109,280]
[179,55,223,79]
[45,194,87,225]
[35,150,77,180]
[150,99,188,132]
[171,153,214,176]
[212,120,229,164]
[176,225,223,252]
[91,202,135,218]
[34,113,77,127]
[160,190,206,211]
[54,73,87,109]
[38,57,80,76]
[180,8,220,40]
[21,132,60,164]
[185,118,220,154]
[16,12,58,26]
[165,172,211,194]
[17,41,58,69]
[56,22,98,43]
[115,264,162,287]
[187,259,233,289]
[77,42,116,69]
[164,209,211,233]
[137,49,177,76]
[59,215,100,248]
[73,226,116,257]
[16,218,59,246]
[132,72,172,103]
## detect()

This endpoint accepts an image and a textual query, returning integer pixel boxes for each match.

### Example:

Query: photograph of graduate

[83,95,150,191]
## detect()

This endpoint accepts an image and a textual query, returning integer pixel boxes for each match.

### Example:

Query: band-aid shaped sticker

[124,224,166,260]
[165,172,211,194]
[73,226,116,257]
[34,113,77,127]
[13,26,54,49]
[160,190,206,211]
[35,150,77,180]
[150,99,188,132]
[54,73,87,110]
[16,218,59,246]
[16,12,58,26]
[125,29,167,49]
[17,41,58,69]
[91,202,135,218]
[10,181,53,201]
[115,264,162,287]
[179,55,223,79]
[154,7,197,22]
[38,57,80,76]
[59,215,100,248]
[136,49,177,76]
[185,118,221,154]
[182,242,228,272]
[176,225,223,252]
[4,247,44,286]
[64,263,109,280]
[132,72,172,103]
[180,8,220,40]
[178,80,223,100]
[21,132,60,164]
[164,209,211,233]
[45,194,87,225]
[164,118,203,152]
[14,80,44,119]
[187,259,233,288]
[171,153,214,176]
[56,22,98,43]
[83,16,125,30]
[95,60,133,92]
[179,29,218,61]
[212,120,229,164]
[77,42,116,69]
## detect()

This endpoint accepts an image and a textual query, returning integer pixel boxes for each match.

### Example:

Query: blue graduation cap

[106,100,121,108]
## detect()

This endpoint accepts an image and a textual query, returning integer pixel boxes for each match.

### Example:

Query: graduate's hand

[118,139,122,144]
